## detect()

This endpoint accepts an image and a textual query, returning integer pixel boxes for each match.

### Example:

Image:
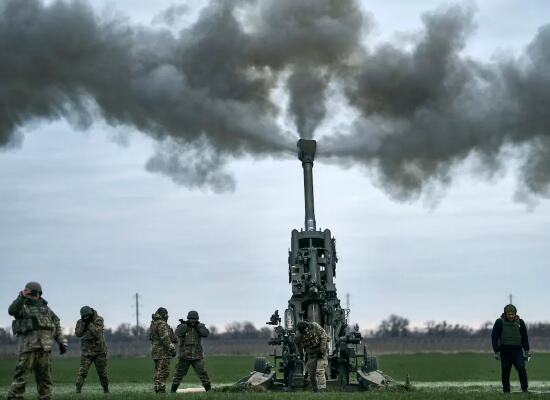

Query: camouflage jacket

[75,311,107,356]
[8,294,64,354]
[149,313,178,359]
[295,322,329,358]
[176,321,209,360]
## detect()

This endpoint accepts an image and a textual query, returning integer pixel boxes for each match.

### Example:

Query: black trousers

[500,347,528,392]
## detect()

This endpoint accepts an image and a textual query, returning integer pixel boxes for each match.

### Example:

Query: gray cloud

[322,6,550,202]
[1,0,550,201]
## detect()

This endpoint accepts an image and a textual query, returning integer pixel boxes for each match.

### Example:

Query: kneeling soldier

[295,321,329,392]
[149,307,177,393]
[171,311,211,392]
[7,281,67,400]
[75,306,109,394]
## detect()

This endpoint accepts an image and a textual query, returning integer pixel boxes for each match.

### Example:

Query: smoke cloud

[1,0,550,201]
[322,5,550,202]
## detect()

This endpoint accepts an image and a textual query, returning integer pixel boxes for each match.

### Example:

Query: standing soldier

[7,282,68,400]
[295,321,329,392]
[171,311,211,393]
[149,307,177,393]
[75,306,109,394]
[492,304,531,393]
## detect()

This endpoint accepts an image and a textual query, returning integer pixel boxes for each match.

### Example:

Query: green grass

[1,354,549,399]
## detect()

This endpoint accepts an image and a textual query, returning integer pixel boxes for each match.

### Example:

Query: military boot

[203,382,211,392]
[76,384,82,394]
[170,383,179,393]
[102,384,109,394]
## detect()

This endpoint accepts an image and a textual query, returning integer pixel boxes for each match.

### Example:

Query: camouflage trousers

[76,353,108,392]
[306,356,328,391]
[172,358,210,388]
[153,358,172,393]
[7,349,53,400]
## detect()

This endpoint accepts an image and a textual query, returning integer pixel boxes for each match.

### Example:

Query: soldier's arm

[197,323,209,338]
[87,317,104,338]
[158,322,174,349]
[169,327,178,344]
[51,310,65,344]
[520,319,530,352]
[8,294,27,318]
[175,323,186,338]
[491,319,502,353]
[75,319,86,337]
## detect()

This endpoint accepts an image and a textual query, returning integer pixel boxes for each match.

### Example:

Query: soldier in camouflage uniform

[75,306,109,394]
[149,307,177,393]
[295,321,329,392]
[7,282,68,400]
[171,311,211,392]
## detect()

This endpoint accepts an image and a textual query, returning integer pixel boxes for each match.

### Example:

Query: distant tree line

[369,314,550,338]
[1,316,549,345]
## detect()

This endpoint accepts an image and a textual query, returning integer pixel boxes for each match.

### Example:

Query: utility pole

[135,293,140,337]
[509,294,513,305]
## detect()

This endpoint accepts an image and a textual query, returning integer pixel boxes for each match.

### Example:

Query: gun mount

[245,139,383,391]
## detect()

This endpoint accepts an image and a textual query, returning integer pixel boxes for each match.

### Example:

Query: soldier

[295,321,329,392]
[171,311,211,393]
[492,304,531,393]
[149,307,177,393]
[7,282,68,400]
[75,306,109,394]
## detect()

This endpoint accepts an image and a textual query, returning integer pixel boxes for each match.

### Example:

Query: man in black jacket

[491,304,530,393]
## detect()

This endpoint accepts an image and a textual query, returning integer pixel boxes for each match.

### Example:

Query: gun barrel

[297,139,317,231]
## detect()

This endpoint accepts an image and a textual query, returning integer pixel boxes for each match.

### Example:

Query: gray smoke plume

[287,67,329,139]
[0,0,364,190]
[322,5,550,202]
[1,0,550,202]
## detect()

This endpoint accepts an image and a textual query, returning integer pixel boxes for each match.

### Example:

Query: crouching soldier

[75,306,109,394]
[149,307,177,393]
[7,282,68,400]
[492,304,530,393]
[295,321,329,392]
[171,311,211,392]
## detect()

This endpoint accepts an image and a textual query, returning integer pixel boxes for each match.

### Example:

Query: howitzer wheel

[364,356,379,373]
[253,357,269,374]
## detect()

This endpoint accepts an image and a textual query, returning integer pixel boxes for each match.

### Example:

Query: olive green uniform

[75,311,108,393]
[295,322,329,391]
[172,321,211,390]
[7,294,65,400]
[149,312,177,393]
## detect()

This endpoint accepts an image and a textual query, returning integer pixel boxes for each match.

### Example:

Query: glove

[59,342,68,355]
[494,352,500,360]
[169,344,177,357]
[524,351,531,362]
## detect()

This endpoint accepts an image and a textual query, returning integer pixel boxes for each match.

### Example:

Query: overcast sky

[1,0,550,333]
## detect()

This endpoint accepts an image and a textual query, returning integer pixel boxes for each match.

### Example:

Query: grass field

[1,354,549,399]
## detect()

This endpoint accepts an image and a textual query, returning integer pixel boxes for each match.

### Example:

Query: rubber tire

[253,357,268,373]
[364,356,379,373]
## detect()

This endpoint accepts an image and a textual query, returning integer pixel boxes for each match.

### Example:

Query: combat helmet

[187,310,199,320]
[296,320,310,333]
[25,281,42,295]
[156,307,169,320]
[80,306,94,317]
[504,304,517,314]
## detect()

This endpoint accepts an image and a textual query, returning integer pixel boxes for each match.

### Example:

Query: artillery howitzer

[241,140,393,391]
